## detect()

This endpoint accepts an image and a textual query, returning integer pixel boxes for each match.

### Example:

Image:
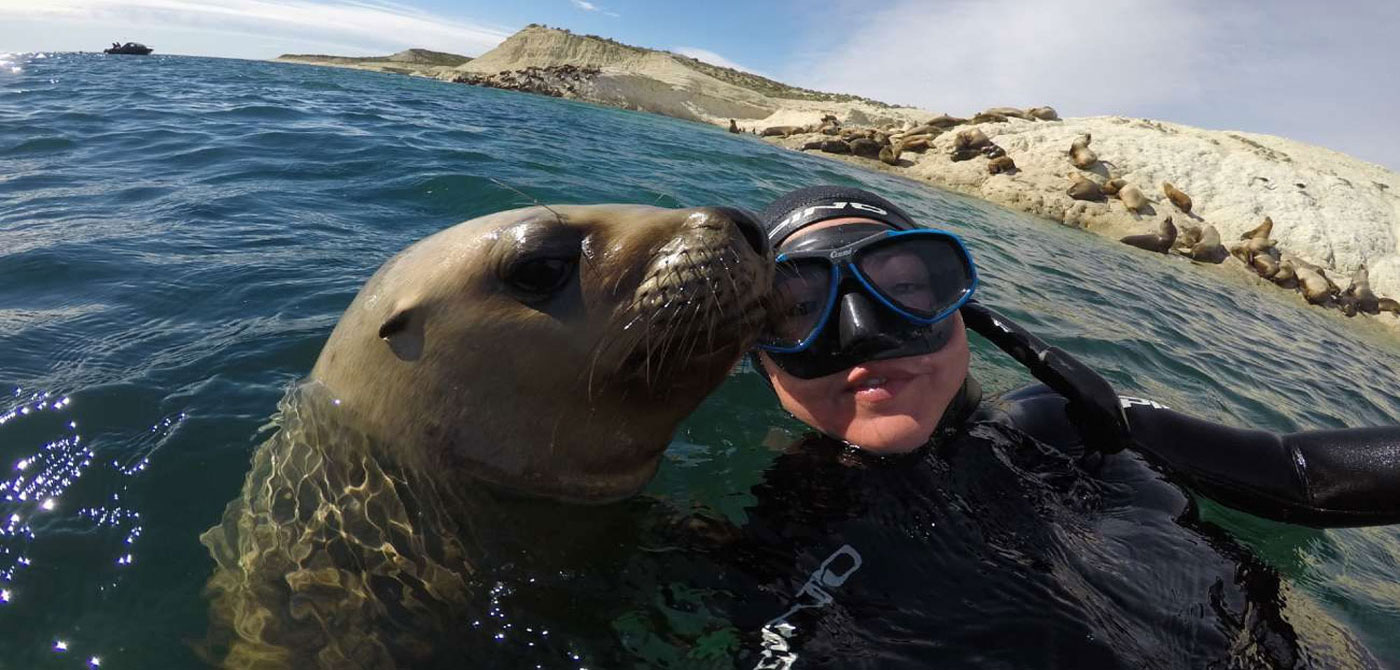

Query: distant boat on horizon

[104,42,153,55]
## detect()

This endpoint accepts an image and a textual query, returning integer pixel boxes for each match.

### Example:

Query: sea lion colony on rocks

[754,108,1400,324]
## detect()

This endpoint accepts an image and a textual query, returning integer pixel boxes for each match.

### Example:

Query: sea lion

[899,125,943,139]
[970,111,1009,124]
[1027,106,1060,121]
[1119,184,1148,213]
[1175,223,1202,251]
[849,137,882,159]
[1120,217,1177,253]
[1162,182,1192,213]
[928,114,966,128]
[1241,216,1273,240]
[1189,224,1227,263]
[900,136,932,152]
[1069,134,1098,169]
[728,119,740,134]
[879,143,902,166]
[1067,174,1105,201]
[1102,178,1126,196]
[1272,259,1298,288]
[200,204,772,668]
[953,128,992,151]
[801,140,824,151]
[820,139,852,154]
[981,143,1006,159]
[987,155,1017,174]
[760,125,803,137]
[1378,297,1400,315]
[982,106,1033,120]
[1295,265,1333,305]
[1252,252,1280,279]
[1346,265,1380,314]
[820,124,841,136]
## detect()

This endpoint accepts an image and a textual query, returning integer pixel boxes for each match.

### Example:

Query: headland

[278,25,1400,333]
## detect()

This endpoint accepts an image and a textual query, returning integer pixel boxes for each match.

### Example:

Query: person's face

[760,218,971,453]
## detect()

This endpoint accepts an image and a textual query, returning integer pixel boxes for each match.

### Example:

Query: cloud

[568,0,616,16]
[672,47,764,76]
[0,0,511,58]
[791,0,1400,169]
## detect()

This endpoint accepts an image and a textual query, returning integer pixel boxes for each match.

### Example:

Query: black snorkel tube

[960,300,1131,456]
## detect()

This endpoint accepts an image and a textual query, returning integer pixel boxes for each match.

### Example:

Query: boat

[104,42,153,55]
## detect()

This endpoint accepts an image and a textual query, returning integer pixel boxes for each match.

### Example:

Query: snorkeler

[752,184,1400,527]
[733,185,1400,668]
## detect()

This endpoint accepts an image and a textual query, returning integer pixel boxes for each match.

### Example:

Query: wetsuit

[725,305,1400,668]
[726,380,1399,668]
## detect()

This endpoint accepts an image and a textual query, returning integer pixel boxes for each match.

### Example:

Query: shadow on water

[1,52,1398,666]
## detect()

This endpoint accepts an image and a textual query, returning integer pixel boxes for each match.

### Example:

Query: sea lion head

[310,204,771,503]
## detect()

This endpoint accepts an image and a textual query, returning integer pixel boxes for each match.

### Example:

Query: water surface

[2,52,1399,667]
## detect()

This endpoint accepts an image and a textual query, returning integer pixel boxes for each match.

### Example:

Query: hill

[276,49,471,77]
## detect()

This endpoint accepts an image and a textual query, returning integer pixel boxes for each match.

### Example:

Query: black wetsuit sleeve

[1122,400,1400,528]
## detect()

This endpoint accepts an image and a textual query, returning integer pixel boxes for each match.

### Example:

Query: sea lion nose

[709,206,768,257]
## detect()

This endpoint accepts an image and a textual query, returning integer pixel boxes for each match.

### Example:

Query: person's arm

[1121,400,1400,527]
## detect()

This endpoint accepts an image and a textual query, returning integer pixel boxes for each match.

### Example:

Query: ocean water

[2,52,1399,668]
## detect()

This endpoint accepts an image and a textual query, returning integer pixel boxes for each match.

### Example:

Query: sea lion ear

[378,306,425,362]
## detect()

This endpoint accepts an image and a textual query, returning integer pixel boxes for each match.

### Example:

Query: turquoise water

[2,52,1399,667]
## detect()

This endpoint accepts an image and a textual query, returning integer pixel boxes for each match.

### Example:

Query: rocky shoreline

[748,111,1400,330]
[273,25,1400,336]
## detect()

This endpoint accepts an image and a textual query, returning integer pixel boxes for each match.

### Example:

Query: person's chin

[850,417,934,453]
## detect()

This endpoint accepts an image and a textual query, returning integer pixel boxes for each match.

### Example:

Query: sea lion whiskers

[488,177,564,227]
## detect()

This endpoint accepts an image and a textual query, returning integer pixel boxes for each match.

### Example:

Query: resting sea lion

[1273,259,1298,289]
[849,137,882,159]
[760,125,803,137]
[1252,252,1280,279]
[987,155,1017,174]
[928,114,966,128]
[1175,223,1202,251]
[1120,217,1177,253]
[1241,216,1273,240]
[200,205,772,668]
[901,136,932,152]
[1069,134,1098,169]
[954,128,992,151]
[970,111,1009,124]
[1163,182,1193,213]
[1102,178,1126,196]
[1119,183,1148,213]
[1027,106,1060,121]
[821,139,852,154]
[982,106,1033,120]
[1378,297,1400,315]
[1189,224,1227,263]
[879,143,902,166]
[1295,266,1333,305]
[1067,174,1105,201]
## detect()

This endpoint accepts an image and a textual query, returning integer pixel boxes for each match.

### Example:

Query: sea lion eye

[505,257,576,295]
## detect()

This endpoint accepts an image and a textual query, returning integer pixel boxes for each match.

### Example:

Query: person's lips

[844,359,931,403]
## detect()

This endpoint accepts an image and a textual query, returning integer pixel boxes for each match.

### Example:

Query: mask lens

[856,234,973,319]
[765,258,833,349]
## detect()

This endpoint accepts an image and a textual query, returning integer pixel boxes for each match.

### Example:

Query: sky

[2,0,1397,171]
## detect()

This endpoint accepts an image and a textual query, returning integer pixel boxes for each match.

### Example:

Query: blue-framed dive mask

[758,223,978,379]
